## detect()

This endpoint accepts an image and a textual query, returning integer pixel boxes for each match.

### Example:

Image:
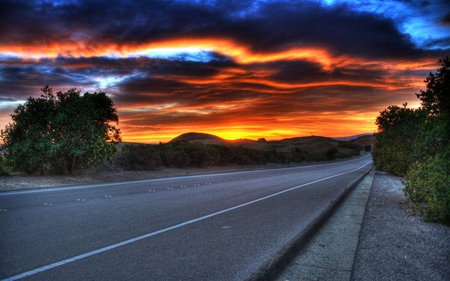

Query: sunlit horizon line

[119,118,378,143]
[120,129,376,144]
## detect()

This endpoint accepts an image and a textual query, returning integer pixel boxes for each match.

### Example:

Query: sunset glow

[1,0,448,143]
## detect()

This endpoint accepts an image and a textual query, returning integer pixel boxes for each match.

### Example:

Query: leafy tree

[415,57,450,157]
[403,58,450,224]
[373,57,450,224]
[416,57,450,118]
[1,86,121,174]
[372,104,426,176]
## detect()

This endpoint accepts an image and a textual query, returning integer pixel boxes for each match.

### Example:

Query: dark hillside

[169,133,365,159]
[170,132,228,145]
[114,132,368,171]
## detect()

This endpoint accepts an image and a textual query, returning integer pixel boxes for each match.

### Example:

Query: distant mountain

[168,132,373,154]
[331,133,373,141]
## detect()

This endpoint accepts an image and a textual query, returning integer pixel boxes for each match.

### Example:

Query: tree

[403,58,450,224]
[416,57,450,118]
[373,57,450,224]
[1,86,121,174]
[372,104,426,176]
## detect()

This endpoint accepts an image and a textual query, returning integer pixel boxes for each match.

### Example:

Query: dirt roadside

[351,171,450,281]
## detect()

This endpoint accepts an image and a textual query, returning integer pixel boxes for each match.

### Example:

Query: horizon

[124,131,375,144]
[1,0,448,143]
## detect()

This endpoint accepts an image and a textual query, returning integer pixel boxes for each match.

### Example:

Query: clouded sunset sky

[1,0,449,143]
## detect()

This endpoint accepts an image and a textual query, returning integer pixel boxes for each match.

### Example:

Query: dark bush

[326,147,338,160]
[115,145,162,170]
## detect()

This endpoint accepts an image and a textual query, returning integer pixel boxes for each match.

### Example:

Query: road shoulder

[351,171,450,281]
[275,168,374,281]
[275,170,450,281]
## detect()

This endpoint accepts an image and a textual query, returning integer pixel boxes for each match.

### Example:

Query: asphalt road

[0,154,372,281]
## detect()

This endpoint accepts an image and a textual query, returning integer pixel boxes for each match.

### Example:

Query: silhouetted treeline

[114,140,364,171]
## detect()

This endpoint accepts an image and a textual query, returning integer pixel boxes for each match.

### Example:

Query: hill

[169,132,371,157]
[115,132,371,170]
[170,132,228,145]
[350,134,375,147]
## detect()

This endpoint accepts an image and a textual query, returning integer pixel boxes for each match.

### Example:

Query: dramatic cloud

[0,0,448,142]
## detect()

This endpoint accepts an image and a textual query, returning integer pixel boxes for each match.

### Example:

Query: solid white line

[2,161,372,281]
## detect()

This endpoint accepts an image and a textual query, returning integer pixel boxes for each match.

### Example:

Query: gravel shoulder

[351,171,450,281]
[274,169,450,281]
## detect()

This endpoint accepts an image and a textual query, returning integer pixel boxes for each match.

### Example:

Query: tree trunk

[66,155,76,174]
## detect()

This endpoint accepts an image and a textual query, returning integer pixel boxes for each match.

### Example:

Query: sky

[0,0,449,143]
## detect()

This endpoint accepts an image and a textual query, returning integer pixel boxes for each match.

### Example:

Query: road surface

[0,154,372,280]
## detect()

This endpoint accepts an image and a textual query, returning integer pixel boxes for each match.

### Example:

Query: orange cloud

[0,36,436,144]
[1,38,335,70]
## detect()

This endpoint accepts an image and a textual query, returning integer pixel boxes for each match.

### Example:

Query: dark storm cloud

[0,64,90,91]
[1,0,422,59]
[441,13,450,26]
[229,2,420,58]
[0,54,237,102]
[264,60,392,86]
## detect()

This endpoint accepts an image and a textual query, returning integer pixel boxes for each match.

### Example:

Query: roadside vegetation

[372,57,450,225]
[114,137,368,170]
[0,86,121,175]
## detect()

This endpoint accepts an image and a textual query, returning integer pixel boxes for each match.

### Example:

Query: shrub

[403,149,450,225]
[326,147,338,160]
[115,145,162,170]
[0,154,10,176]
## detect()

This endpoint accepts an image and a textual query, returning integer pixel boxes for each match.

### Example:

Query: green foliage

[114,136,364,171]
[372,105,426,176]
[339,142,362,150]
[115,144,162,170]
[115,142,270,170]
[0,154,11,176]
[373,57,450,224]
[403,148,450,224]
[416,57,450,118]
[1,86,121,174]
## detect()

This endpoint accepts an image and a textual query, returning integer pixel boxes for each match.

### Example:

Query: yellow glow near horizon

[118,118,378,144]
